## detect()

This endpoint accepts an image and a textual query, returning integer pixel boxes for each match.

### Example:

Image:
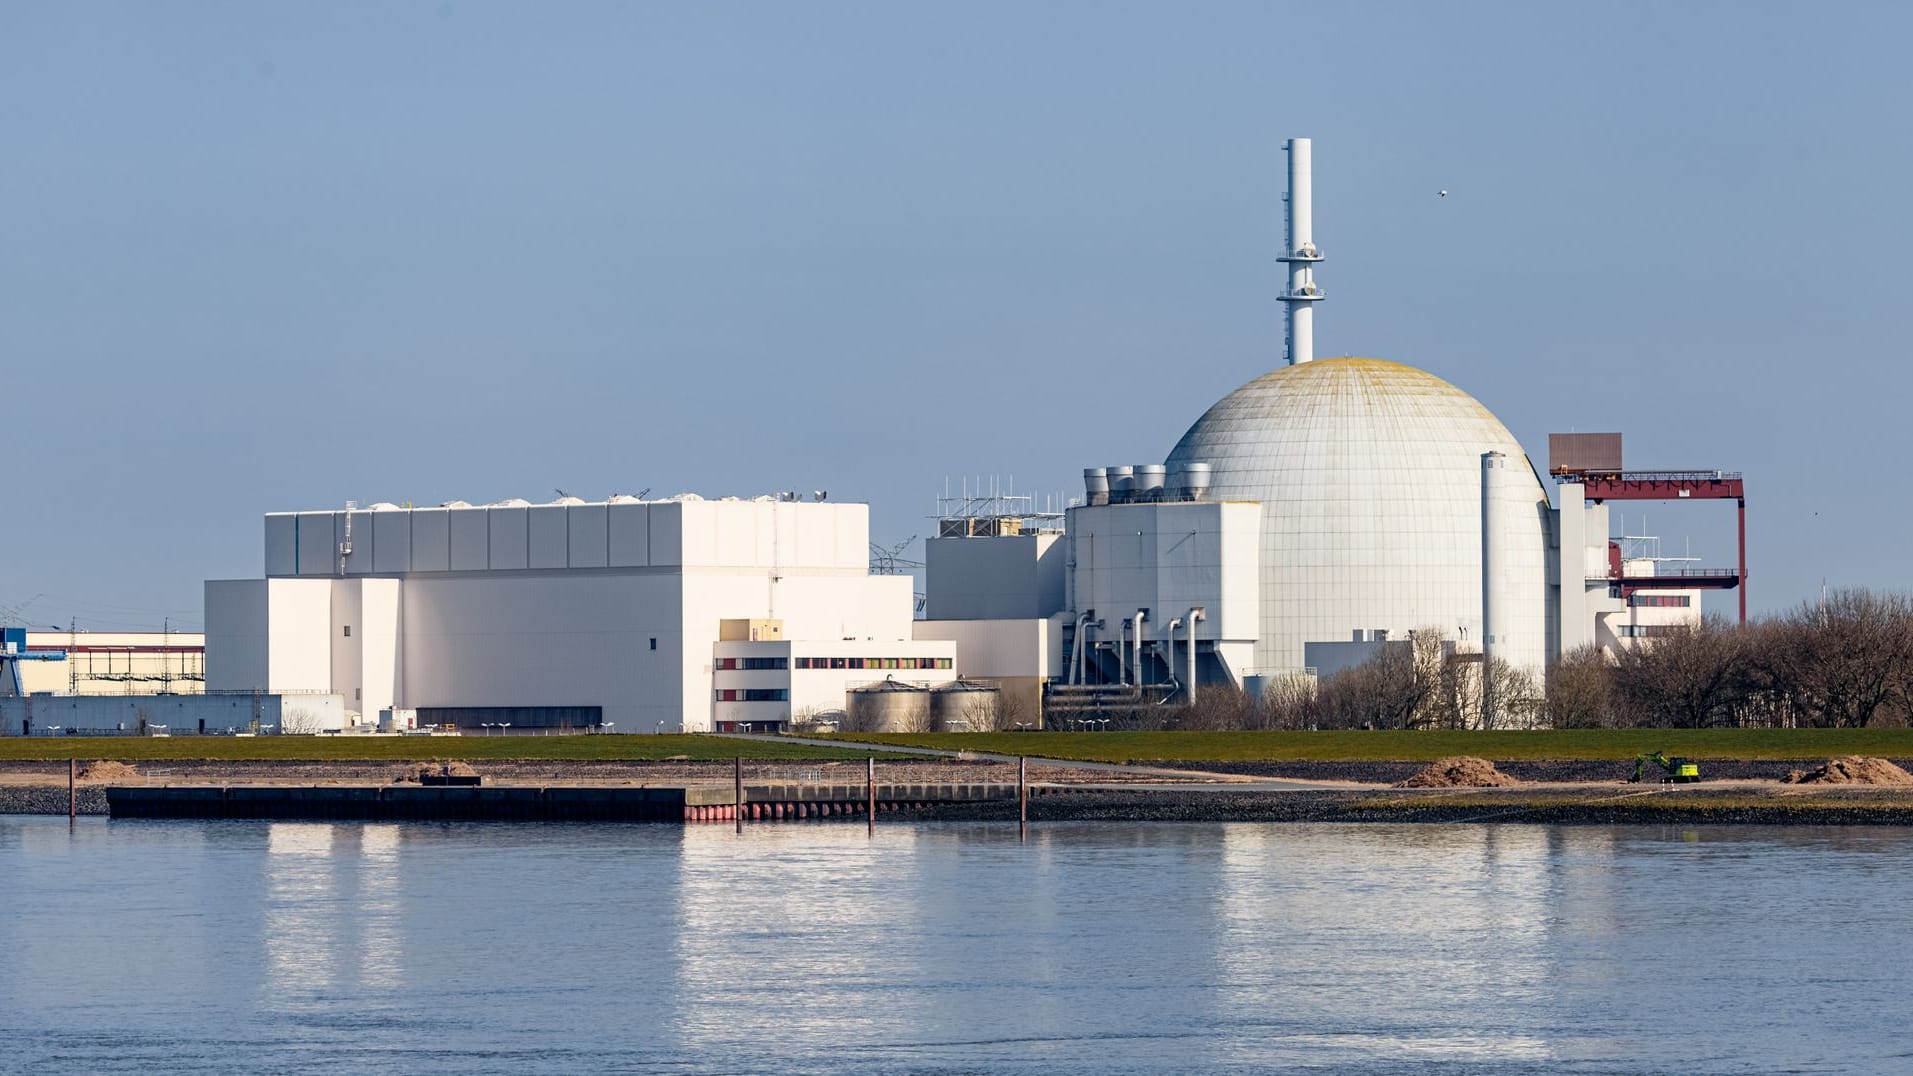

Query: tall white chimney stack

[1279,137,1324,364]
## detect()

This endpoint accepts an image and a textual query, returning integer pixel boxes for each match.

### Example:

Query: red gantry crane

[1548,434,1748,624]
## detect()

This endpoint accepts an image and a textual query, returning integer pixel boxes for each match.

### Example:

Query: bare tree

[1544,645,1619,728]
[1611,618,1750,728]
[1177,685,1260,731]
[1760,590,1913,728]
[994,690,1034,732]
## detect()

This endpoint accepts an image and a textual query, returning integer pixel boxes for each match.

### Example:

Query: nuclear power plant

[2,138,1741,737]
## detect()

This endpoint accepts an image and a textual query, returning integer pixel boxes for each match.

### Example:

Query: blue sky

[4,2,1907,630]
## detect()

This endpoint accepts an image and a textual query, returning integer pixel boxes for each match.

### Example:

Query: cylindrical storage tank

[847,680,931,733]
[1107,466,1135,504]
[931,680,1001,733]
[1175,462,1213,501]
[1134,464,1167,501]
[1083,467,1110,507]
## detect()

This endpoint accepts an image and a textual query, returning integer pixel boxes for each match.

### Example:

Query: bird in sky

[1438,189,1449,197]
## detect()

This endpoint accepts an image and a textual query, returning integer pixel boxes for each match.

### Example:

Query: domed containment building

[915,138,1627,722]
[1164,356,1551,679]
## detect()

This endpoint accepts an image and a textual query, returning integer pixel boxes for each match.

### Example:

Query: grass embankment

[0,734,869,763]
[828,729,1913,764]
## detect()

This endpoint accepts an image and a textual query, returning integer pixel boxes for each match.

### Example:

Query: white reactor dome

[1164,357,1550,678]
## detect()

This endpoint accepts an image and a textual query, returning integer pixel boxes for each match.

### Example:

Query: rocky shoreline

[936,786,1913,825]
[11,757,1913,824]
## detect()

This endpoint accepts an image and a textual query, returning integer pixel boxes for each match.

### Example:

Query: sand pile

[1783,757,1913,786]
[1395,757,1520,788]
[77,760,142,782]
[396,761,480,783]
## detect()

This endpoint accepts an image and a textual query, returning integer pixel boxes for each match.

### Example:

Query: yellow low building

[16,631,205,695]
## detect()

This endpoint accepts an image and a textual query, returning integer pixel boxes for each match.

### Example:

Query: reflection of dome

[1165,357,1548,676]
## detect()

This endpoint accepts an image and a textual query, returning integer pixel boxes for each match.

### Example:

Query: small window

[342,625,352,638]
[649,638,657,651]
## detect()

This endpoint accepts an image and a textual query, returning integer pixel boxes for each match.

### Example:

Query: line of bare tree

[1549,589,1913,729]
[1160,588,1913,731]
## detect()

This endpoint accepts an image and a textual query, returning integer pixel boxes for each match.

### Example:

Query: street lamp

[657,721,667,735]
[601,722,616,735]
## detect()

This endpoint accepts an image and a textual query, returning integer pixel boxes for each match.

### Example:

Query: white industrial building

[911,137,1707,723]
[205,496,942,733]
[199,137,1711,732]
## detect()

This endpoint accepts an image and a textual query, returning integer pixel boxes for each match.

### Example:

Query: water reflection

[356,824,402,990]
[4,819,1913,1074]
[265,823,340,1003]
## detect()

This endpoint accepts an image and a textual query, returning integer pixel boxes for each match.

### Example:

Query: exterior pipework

[1278,138,1324,365]
[1186,608,1204,704]
[1135,465,1167,502]
[1070,612,1093,684]
[1162,617,1182,695]
[1480,452,1512,726]
[1176,462,1213,501]
[1132,609,1147,687]
[1083,468,1110,507]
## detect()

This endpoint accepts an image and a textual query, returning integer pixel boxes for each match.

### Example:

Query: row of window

[714,657,789,670]
[1627,594,1692,608]
[1618,624,1679,638]
[715,689,790,702]
[793,657,953,671]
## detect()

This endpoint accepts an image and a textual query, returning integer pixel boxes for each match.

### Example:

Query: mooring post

[69,758,77,824]
[734,756,743,834]
[867,756,875,836]
[1018,755,1028,841]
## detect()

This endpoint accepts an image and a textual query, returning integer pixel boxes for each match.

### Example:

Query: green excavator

[1631,752,1701,784]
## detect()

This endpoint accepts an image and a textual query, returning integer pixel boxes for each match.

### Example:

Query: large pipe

[1163,617,1182,694]
[1070,612,1093,685]
[1132,610,1147,687]
[1186,608,1204,704]
[1083,468,1109,507]
[1481,453,1512,728]
[1117,619,1129,687]
[1279,138,1324,365]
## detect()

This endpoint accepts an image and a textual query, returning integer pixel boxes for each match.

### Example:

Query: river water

[1,817,1908,1074]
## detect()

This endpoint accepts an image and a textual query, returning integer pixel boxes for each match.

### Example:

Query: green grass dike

[0,734,871,763]
[824,728,1913,764]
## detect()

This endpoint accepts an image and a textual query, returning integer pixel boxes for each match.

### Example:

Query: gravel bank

[1149,759,1909,784]
[914,786,1913,825]
[0,786,108,815]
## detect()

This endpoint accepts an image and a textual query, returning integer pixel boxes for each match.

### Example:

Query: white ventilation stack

[1480,452,1513,726]
[1279,137,1324,365]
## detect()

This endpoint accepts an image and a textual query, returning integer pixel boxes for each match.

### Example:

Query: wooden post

[867,756,875,836]
[1018,755,1027,841]
[734,756,743,834]
[69,758,77,824]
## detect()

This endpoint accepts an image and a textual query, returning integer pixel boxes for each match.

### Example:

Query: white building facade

[205,496,926,732]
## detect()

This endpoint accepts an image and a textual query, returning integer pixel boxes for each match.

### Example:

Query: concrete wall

[225,498,914,733]
[269,499,871,576]
[1066,501,1262,651]
[924,533,1066,620]
[398,572,683,734]
[1,693,346,735]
